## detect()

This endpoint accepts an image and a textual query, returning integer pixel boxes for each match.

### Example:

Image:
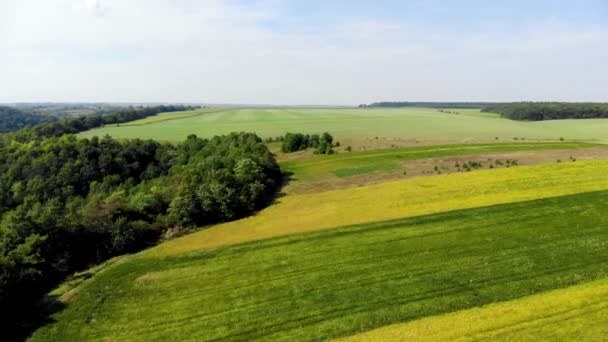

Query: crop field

[117,108,229,126]
[31,191,608,341]
[78,107,608,142]
[280,141,603,191]
[9,1,608,340]
[30,111,608,341]
[150,160,608,256]
[340,277,608,341]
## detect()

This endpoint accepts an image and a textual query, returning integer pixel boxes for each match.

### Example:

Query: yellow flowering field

[149,160,608,256]
[338,277,608,341]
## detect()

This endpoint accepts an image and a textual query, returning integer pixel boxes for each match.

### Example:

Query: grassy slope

[118,108,228,126]
[78,107,608,142]
[338,277,608,341]
[280,141,601,184]
[30,191,608,341]
[151,160,608,256]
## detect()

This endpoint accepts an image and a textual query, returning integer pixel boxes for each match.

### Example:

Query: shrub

[281,132,335,155]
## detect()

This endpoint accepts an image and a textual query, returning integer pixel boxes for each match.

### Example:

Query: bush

[281,132,335,155]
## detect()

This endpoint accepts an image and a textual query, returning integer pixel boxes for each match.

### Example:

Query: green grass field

[340,277,608,341]
[78,107,608,142]
[34,109,608,341]
[117,108,228,126]
[280,141,601,185]
[150,160,608,256]
[30,191,608,341]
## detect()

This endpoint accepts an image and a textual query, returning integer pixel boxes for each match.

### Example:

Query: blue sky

[0,0,606,104]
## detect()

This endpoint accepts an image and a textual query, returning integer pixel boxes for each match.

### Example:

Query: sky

[1,0,607,105]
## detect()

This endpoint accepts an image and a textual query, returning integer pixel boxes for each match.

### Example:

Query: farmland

[8,1,608,340]
[279,141,604,192]
[151,160,608,256]
[340,277,608,341]
[26,106,608,341]
[30,191,608,341]
[78,107,608,142]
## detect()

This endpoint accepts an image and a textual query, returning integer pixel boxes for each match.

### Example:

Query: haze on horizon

[1,0,607,105]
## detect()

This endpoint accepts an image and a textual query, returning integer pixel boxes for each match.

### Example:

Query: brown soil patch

[289,147,608,195]
[275,138,572,162]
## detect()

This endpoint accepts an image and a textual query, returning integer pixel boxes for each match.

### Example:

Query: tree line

[362,102,491,109]
[0,106,57,133]
[9,105,195,141]
[0,108,281,338]
[481,102,608,121]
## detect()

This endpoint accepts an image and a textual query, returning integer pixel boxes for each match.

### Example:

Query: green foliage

[482,102,608,121]
[281,133,309,152]
[282,132,335,154]
[0,106,56,133]
[0,129,280,337]
[10,105,196,141]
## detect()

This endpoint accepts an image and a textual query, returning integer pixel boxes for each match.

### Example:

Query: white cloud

[0,0,606,104]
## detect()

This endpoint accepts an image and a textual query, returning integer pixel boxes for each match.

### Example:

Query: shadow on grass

[12,259,121,341]
[9,294,66,342]
[269,170,295,203]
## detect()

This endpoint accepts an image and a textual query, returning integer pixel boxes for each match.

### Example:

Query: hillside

[78,107,608,142]
[0,106,56,133]
[31,189,608,341]
[29,138,608,340]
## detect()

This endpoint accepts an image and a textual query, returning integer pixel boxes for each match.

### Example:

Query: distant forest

[6,105,200,142]
[363,101,608,121]
[481,102,608,121]
[0,106,57,133]
[362,102,491,109]
[0,106,282,338]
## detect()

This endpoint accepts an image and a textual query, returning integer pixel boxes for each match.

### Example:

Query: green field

[78,107,608,142]
[118,108,228,126]
[31,108,608,341]
[150,160,608,256]
[341,277,608,341]
[30,191,608,341]
[280,141,601,185]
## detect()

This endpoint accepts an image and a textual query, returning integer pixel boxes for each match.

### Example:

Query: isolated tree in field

[282,133,307,152]
[282,132,335,154]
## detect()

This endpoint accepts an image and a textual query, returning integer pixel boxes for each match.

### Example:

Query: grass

[117,108,227,126]
[280,141,601,184]
[338,277,608,341]
[78,107,608,142]
[30,190,608,341]
[150,160,608,256]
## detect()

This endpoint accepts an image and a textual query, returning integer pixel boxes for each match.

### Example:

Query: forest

[362,102,491,109]
[9,105,195,141]
[481,102,608,120]
[0,106,57,133]
[0,108,281,338]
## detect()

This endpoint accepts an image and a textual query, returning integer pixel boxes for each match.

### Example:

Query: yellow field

[337,277,608,341]
[148,160,608,256]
